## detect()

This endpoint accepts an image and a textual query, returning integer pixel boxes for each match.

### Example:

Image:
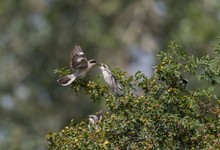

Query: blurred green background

[0,0,220,149]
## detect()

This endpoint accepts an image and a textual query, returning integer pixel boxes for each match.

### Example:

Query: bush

[47,42,220,149]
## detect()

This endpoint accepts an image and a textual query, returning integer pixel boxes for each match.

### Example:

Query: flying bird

[57,45,97,86]
[99,63,123,92]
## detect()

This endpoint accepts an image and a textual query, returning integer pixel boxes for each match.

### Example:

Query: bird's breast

[103,71,111,84]
[75,68,88,77]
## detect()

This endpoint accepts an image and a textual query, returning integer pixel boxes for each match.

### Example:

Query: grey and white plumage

[88,112,103,130]
[57,45,97,86]
[99,64,123,92]
[88,114,103,124]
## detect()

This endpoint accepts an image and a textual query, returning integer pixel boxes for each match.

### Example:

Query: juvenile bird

[88,111,104,130]
[57,45,97,86]
[88,114,103,124]
[99,63,123,92]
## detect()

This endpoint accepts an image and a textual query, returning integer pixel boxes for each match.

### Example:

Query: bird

[99,63,123,92]
[57,45,97,86]
[88,111,104,130]
[88,114,103,124]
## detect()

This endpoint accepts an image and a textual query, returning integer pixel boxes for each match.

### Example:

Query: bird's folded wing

[112,73,123,91]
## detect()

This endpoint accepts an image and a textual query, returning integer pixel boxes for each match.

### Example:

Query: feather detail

[57,74,76,86]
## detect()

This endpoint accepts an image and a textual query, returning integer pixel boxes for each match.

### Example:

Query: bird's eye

[90,60,97,64]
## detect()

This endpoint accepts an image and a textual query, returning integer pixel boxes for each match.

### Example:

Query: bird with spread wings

[57,45,97,86]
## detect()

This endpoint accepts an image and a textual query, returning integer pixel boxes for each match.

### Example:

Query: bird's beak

[97,63,102,67]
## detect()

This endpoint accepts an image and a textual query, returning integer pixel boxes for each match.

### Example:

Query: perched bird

[88,111,104,130]
[57,45,97,86]
[180,78,189,89]
[99,64,123,92]
[152,66,158,72]
[88,114,103,124]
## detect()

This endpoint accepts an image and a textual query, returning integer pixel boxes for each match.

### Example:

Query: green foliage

[2,0,220,149]
[48,42,220,149]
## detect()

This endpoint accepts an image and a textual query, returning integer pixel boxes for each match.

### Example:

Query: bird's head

[88,59,97,67]
[88,115,98,124]
[99,63,109,71]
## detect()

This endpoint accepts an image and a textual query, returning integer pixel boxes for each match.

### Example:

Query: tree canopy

[1,1,220,149]
[47,42,220,149]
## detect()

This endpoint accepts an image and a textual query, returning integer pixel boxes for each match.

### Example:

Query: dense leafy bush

[47,42,220,149]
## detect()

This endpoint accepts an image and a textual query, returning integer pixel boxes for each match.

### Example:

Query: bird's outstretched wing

[70,45,88,72]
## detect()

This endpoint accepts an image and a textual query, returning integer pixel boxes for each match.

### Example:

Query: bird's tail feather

[112,82,124,96]
[57,74,76,86]
[117,82,123,91]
